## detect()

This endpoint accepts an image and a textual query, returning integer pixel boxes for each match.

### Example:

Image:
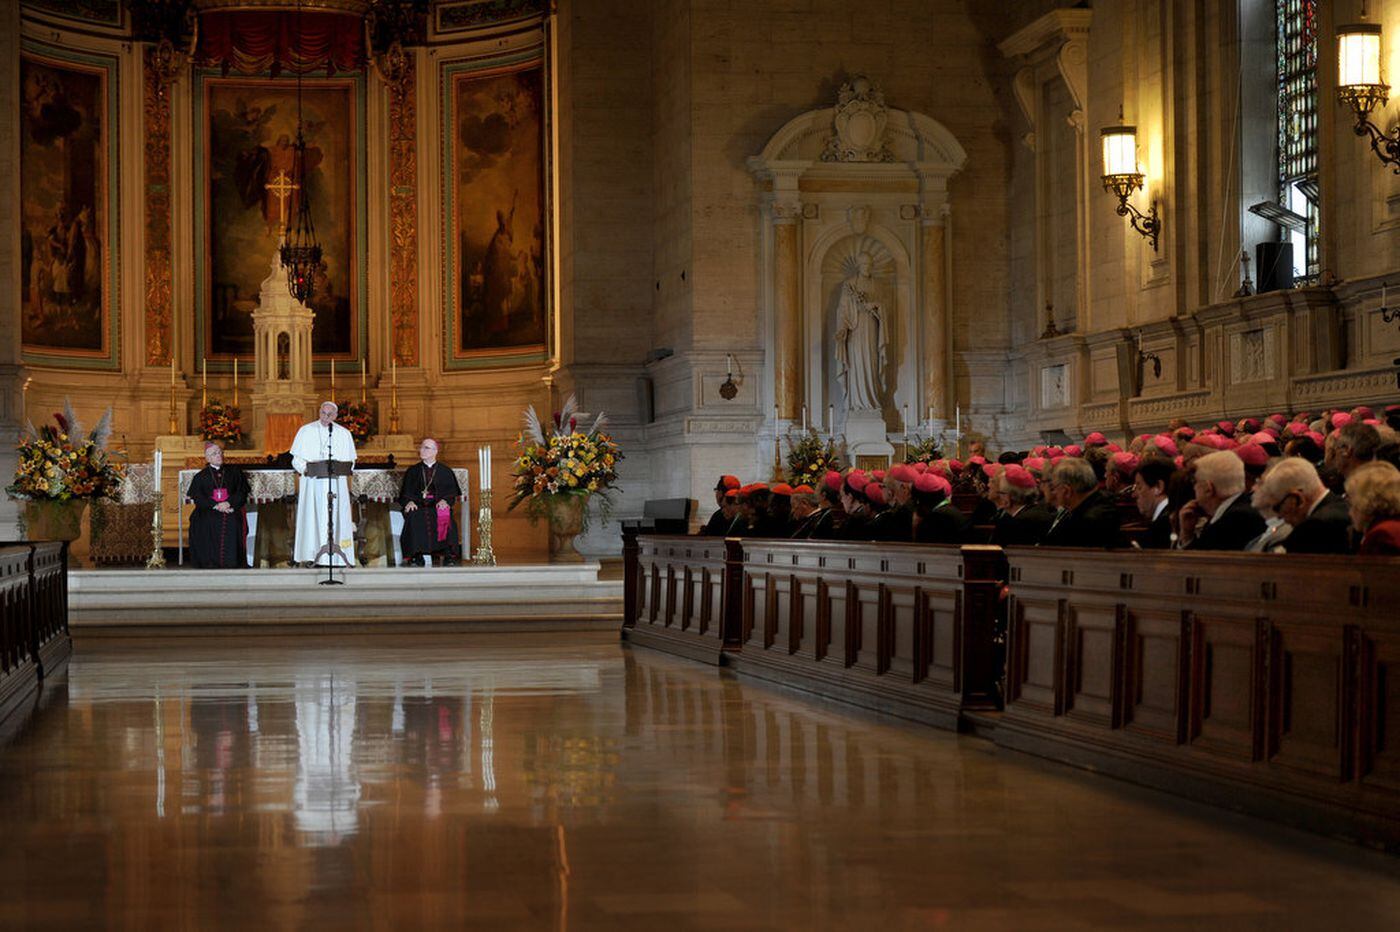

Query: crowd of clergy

[698,404,1400,556]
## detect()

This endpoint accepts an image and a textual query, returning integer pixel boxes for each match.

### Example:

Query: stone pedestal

[844,409,893,468]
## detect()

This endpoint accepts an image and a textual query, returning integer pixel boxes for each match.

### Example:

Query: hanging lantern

[278,0,322,303]
[280,126,322,303]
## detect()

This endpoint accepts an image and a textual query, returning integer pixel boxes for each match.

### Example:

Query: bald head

[418,438,439,464]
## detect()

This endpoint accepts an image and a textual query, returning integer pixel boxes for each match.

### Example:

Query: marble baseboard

[69,565,623,633]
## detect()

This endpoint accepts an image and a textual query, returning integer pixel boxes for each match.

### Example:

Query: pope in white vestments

[290,401,358,566]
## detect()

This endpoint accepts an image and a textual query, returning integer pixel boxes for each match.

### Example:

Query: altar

[176,467,472,567]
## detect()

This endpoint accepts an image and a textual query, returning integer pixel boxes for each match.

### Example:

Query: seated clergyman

[397,438,462,566]
[189,441,251,569]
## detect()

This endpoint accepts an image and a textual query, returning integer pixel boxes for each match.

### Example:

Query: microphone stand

[314,420,347,585]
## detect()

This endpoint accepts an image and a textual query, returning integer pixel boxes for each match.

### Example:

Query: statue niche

[824,237,897,421]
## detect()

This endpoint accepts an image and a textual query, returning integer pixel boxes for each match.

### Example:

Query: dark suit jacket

[867,506,914,543]
[1041,491,1125,549]
[1283,491,1354,554]
[837,513,871,541]
[914,501,970,545]
[991,503,1055,547]
[1144,508,1175,549]
[700,508,730,536]
[802,508,840,540]
[1188,493,1266,551]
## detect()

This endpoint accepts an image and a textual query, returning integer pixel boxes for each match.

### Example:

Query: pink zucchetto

[1084,431,1108,447]
[1233,443,1269,468]
[824,470,844,491]
[889,464,917,484]
[914,472,952,497]
[1022,456,1048,474]
[1331,412,1353,429]
[864,482,887,507]
[1149,435,1179,458]
[1063,444,1083,458]
[1105,442,1123,453]
[981,462,1002,479]
[1003,465,1036,489]
[947,459,964,474]
[1111,451,1140,474]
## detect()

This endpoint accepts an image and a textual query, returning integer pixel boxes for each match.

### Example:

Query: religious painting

[443,55,551,368]
[197,75,365,362]
[19,46,120,367]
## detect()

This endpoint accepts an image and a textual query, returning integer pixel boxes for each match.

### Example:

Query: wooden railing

[0,542,72,730]
[621,529,1400,850]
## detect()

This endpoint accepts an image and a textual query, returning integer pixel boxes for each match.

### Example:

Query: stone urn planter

[545,493,588,563]
[21,498,88,543]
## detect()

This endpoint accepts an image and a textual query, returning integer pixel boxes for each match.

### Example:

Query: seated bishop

[397,438,463,566]
[189,441,251,569]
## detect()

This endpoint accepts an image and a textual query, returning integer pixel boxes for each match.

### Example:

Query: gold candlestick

[168,382,179,434]
[146,488,166,569]
[389,382,401,434]
[472,486,496,566]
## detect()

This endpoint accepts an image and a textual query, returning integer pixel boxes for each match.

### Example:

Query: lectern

[305,458,354,584]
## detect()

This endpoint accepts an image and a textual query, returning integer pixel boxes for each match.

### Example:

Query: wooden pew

[623,533,1006,724]
[1000,547,1400,849]
[0,541,72,732]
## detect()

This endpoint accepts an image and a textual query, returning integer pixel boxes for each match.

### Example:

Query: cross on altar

[266,170,298,228]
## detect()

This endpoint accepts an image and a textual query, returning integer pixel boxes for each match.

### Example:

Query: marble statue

[834,252,888,412]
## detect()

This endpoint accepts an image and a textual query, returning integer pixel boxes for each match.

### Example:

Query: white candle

[725,353,733,377]
[827,404,834,434]
[153,449,161,487]
[801,405,807,433]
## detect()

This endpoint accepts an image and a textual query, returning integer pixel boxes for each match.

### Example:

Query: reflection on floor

[0,634,1396,929]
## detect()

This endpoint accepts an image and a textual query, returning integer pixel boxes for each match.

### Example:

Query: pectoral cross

[265,170,298,229]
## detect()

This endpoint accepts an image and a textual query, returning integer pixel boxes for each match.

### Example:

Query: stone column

[772,199,803,420]
[921,209,949,421]
[0,2,23,534]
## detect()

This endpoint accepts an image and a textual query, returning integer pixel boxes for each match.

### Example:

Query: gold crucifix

[265,170,298,229]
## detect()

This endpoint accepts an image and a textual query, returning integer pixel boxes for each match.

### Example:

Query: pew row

[0,542,72,732]
[1000,546,1400,850]
[621,531,1400,850]
[624,533,1003,728]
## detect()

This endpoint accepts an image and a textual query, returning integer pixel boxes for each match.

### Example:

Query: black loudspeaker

[1255,242,1294,293]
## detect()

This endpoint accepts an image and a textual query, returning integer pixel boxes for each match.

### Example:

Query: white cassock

[290,420,358,566]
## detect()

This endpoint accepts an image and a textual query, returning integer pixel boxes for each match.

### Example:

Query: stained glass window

[1277,0,1319,280]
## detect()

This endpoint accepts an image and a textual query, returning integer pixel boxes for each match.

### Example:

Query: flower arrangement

[335,400,377,445]
[7,402,125,502]
[784,429,845,487]
[199,400,243,446]
[903,433,945,464]
[508,394,623,526]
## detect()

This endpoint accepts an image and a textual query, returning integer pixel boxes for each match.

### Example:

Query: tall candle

[233,357,239,406]
[801,405,807,433]
[170,357,176,386]
[725,353,733,377]
[153,449,162,500]
[201,359,207,409]
[392,357,397,387]
[827,404,834,434]
[360,358,366,404]
[330,358,335,391]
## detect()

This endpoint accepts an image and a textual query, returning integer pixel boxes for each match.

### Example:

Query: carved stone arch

[749,74,966,460]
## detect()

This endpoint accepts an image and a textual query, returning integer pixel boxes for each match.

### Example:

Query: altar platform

[68,563,622,636]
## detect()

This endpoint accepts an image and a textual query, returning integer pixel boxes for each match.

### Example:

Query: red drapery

[195,11,365,76]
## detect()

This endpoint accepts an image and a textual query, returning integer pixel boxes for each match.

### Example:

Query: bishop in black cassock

[397,439,463,566]
[189,442,251,569]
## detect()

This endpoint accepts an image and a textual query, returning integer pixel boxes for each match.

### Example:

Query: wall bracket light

[1337,10,1400,171]
[1100,115,1160,251]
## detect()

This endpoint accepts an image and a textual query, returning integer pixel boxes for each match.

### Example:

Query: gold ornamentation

[143,46,175,366]
[385,47,419,366]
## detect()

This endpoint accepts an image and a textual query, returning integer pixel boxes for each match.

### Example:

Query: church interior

[3,0,1400,926]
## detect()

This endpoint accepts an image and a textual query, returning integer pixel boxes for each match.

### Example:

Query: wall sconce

[1336,7,1400,170]
[1100,114,1161,251]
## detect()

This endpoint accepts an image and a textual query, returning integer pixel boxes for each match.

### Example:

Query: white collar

[1209,491,1243,524]
[1152,498,1169,522]
[1305,489,1329,518]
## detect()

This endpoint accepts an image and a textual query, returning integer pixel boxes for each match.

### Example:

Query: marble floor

[0,635,1396,929]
